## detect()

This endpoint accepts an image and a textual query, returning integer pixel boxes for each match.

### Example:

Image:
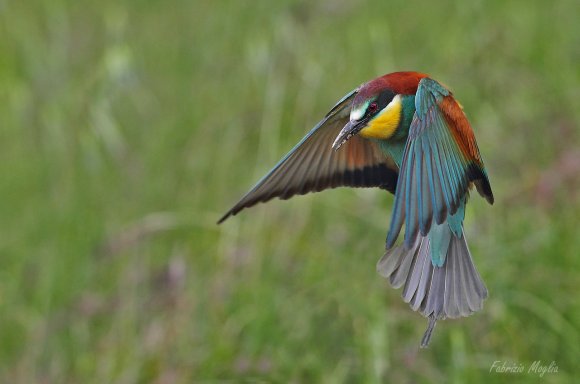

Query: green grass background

[1,0,579,382]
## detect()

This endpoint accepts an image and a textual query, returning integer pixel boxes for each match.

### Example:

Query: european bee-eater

[219,71,494,347]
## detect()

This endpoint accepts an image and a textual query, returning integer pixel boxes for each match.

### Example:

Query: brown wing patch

[439,95,494,204]
[439,96,482,165]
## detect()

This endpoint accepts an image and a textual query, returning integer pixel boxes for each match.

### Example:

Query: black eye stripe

[376,89,396,110]
[365,90,396,117]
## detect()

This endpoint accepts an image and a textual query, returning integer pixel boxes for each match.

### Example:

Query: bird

[218,71,494,347]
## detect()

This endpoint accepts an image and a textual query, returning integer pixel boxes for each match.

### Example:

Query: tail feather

[403,238,431,309]
[379,242,414,289]
[377,230,487,347]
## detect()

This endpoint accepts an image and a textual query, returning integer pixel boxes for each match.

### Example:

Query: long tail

[376,228,487,347]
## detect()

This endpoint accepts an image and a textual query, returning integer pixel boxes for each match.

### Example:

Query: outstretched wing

[219,89,399,223]
[386,78,494,248]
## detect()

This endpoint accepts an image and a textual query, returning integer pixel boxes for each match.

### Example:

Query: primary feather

[218,89,399,223]
[386,78,493,249]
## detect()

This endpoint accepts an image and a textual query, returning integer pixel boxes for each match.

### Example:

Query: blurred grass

[1,0,579,382]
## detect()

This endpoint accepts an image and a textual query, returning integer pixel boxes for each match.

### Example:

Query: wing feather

[386,78,494,248]
[219,89,399,223]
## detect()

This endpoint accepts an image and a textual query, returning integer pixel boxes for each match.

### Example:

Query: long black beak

[332,120,364,151]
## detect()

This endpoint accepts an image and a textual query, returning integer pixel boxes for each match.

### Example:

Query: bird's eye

[368,102,378,114]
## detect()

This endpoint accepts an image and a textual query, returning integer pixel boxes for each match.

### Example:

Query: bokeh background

[1,0,579,382]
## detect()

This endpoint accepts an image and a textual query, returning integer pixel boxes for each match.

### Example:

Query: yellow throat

[359,95,402,140]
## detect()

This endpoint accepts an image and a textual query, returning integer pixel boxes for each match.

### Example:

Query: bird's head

[332,71,428,150]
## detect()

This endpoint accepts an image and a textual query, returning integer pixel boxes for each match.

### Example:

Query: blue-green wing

[386,78,493,248]
[219,89,399,223]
